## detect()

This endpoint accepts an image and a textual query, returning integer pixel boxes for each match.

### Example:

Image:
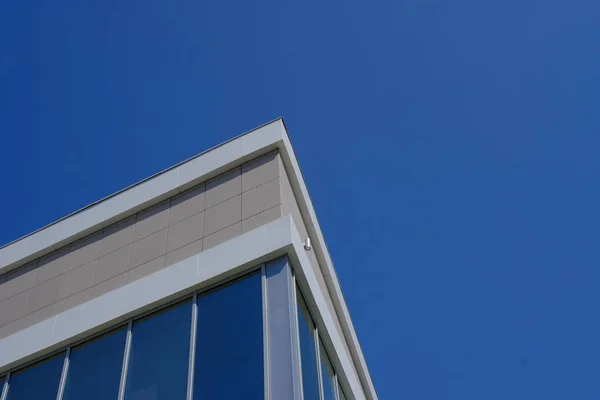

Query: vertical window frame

[0,373,10,400]
[55,347,70,400]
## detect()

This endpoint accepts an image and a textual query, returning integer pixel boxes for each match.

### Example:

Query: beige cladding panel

[0,151,284,339]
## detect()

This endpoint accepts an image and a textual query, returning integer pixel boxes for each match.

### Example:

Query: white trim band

[0,216,292,372]
[0,120,285,274]
[0,216,366,399]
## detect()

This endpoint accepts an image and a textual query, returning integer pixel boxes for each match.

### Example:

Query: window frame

[295,283,348,400]
[0,256,358,400]
[0,267,265,400]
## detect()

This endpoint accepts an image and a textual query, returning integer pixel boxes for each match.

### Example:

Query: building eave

[0,118,378,399]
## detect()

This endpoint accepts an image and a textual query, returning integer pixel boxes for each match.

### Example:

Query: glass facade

[0,258,352,400]
[297,292,321,400]
[125,301,192,400]
[297,287,348,400]
[5,353,64,400]
[319,340,337,400]
[63,328,127,400]
[194,273,263,400]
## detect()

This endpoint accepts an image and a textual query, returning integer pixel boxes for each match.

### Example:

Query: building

[0,119,378,400]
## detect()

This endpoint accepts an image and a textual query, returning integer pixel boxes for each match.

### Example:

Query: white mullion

[315,327,325,400]
[291,273,304,400]
[0,372,11,400]
[55,347,71,400]
[117,320,133,400]
[186,294,198,400]
[333,374,340,400]
[261,265,271,400]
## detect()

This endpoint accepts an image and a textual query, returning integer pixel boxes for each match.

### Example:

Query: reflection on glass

[194,273,263,400]
[62,328,127,400]
[6,353,64,400]
[319,340,336,400]
[297,291,320,400]
[124,301,192,400]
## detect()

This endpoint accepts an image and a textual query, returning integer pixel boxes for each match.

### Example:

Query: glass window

[194,273,263,400]
[297,291,320,400]
[124,300,192,400]
[62,327,127,400]
[319,340,336,400]
[6,353,65,400]
[1,375,7,398]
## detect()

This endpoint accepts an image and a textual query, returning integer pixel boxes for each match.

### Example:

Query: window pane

[6,353,64,400]
[62,327,127,400]
[124,300,192,400]
[194,273,263,400]
[319,340,336,400]
[297,291,320,400]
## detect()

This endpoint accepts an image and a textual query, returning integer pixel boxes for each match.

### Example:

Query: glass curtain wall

[5,353,64,400]
[62,328,127,400]
[297,292,320,400]
[194,273,263,399]
[124,301,192,400]
[319,340,337,400]
[0,272,264,400]
[0,376,6,399]
[0,261,352,400]
[296,287,349,400]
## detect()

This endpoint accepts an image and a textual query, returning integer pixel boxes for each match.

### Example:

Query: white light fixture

[304,237,312,251]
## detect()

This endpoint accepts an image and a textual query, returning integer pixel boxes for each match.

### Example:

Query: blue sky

[2,0,600,398]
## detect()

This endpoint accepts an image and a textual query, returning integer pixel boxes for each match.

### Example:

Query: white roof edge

[0,118,378,399]
[0,118,285,273]
[278,123,379,400]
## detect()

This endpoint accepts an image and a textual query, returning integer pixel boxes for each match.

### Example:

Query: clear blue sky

[1,1,600,398]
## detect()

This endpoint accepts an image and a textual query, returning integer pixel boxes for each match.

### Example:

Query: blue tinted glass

[62,327,127,400]
[6,353,64,400]
[297,292,320,400]
[194,273,263,400]
[124,301,192,400]
[319,340,336,400]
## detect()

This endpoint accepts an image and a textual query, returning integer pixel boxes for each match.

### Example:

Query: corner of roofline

[0,119,287,249]
[0,119,291,273]
[266,117,288,142]
[276,117,292,144]
[246,117,285,136]
[259,117,291,145]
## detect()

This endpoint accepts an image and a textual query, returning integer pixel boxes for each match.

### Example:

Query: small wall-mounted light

[304,237,312,251]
